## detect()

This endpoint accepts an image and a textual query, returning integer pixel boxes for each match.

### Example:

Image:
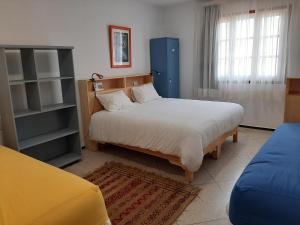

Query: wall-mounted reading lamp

[90,73,104,92]
[90,73,104,82]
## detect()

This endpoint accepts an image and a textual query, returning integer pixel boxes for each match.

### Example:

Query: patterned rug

[85,162,200,225]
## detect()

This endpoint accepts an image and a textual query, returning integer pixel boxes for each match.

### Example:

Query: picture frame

[109,25,132,68]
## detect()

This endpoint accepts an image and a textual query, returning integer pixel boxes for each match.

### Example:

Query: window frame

[216,7,287,83]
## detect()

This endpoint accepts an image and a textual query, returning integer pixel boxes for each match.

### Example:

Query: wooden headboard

[78,74,153,149]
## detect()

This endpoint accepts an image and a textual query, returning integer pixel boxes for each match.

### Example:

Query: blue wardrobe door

[154,71,169,97]
[150,38,179,98]
[167,38,179,98]
[150,38,168,97]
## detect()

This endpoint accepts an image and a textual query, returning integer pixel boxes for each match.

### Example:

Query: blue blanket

[229,123,300,225]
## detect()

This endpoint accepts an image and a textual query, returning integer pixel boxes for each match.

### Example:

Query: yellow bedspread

[0,146,108,225]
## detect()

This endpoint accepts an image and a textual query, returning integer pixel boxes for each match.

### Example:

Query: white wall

[162,1,197,99]
[288,1,300,76]
[0,0,163,145]
[0,0,163,76]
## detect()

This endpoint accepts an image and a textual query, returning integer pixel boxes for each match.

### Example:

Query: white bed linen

[90,98,244,172]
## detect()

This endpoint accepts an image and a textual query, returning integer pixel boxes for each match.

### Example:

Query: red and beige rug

[85,162,200,225]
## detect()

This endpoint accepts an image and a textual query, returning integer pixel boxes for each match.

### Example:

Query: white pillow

[96,90,133,112]
[132,83,161,103]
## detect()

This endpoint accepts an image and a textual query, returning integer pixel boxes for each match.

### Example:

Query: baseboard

[239,125,275,131]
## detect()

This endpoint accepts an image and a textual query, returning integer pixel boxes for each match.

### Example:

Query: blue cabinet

[150,38,179,98]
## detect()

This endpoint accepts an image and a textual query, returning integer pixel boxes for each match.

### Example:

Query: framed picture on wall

[109,25,132,68]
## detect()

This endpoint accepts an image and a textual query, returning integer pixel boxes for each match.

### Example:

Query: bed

[229,123,300,225]
[0,145,109,225]
[79,74,244,182]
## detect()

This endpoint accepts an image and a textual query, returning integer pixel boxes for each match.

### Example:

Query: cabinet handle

[151,70,161,75]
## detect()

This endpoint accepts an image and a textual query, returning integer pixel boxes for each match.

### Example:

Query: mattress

[0,146,109,225]
[90,98,244,172]
[229,123,300,225]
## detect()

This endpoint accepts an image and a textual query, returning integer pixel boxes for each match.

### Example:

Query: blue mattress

[229,123,300,225]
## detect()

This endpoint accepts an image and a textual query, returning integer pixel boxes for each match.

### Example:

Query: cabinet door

[167,39,179,98]
[150,39,168,97]
[154,71,169,97]
[168,77,179,98]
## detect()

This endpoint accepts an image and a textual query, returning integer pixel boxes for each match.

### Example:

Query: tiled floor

[65,128,272,225]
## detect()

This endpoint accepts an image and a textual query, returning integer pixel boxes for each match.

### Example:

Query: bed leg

[86,140,98,151]
[211,144,221,159]
[185,169,194,183]
[233,130,238,143]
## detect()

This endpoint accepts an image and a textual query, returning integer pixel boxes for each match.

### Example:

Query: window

[217,8,288,83]
[257,15,281,78]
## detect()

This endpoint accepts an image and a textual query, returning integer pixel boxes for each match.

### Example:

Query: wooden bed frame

[78,74,238,183]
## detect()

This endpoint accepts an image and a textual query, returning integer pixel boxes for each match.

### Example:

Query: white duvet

[90,98,244,172]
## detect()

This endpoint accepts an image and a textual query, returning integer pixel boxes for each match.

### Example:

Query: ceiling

[137,0,195,6]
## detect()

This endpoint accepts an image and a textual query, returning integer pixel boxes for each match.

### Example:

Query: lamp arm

[90,73,104,82]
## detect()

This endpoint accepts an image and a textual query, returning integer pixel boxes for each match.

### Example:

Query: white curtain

[195,0,292,128]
